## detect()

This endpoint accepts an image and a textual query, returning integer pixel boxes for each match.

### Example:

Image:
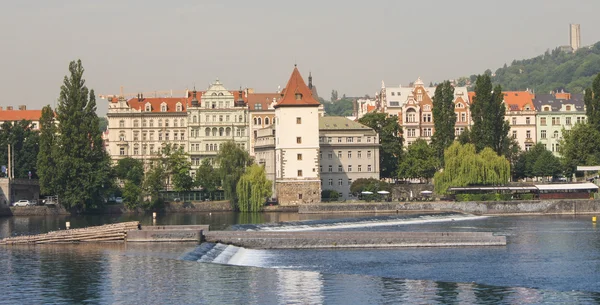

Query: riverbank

[299,199,600,215]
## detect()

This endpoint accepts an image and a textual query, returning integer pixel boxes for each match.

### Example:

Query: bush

[321,190,340,201]
[521,193,534,200]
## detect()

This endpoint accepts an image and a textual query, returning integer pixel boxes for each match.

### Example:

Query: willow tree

[236,164,272,212]
[434,142,510,194]
[216,141,253,206]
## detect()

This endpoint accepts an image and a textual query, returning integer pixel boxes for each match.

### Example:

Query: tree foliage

[37,105,56,194]
[51,60,112,210]
[397,139,438,181]
[322,98,354,116]
[584,73,600,131]
[236,164,272,212]
[114,157,144,208]
[431,81,456,159]
[350,178,391,195]
[434,142,510,194]
[514,143,561,180]
[0,120,39,180]
[460,42,600,94]
[142,163,166,210]
[470,74,510,155]
[560,123,600,177]
[216,141,253,206]
[358,112,403,179]
[195,159,220,200]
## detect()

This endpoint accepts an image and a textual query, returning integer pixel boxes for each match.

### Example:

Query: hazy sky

[1,0,600,115]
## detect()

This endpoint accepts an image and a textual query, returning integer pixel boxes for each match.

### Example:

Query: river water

[0,212,599,304]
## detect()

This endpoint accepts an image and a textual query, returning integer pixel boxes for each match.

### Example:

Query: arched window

[206,144,209,151]
[218,92,224,96]
[226,127,231,137]
[133,120,139,127]
[142,119,147,127]
[158,119,163,127]
[212,128,217,137]
[258,117,262,125]
[174,120,178,127]
[406,108,416,123]
[176,103,182,112]
[254,117,258,125]
[239,115,243,122]
[180,119,185,127]
[219,127,224,136]
[119,132,125,141]
[193,116,197,123]
[205,128,210,136]
[165,119,169,127]
[265,117,270,125]
[554,130,559,138]
[149,119,154,127]
[219,143,223,150]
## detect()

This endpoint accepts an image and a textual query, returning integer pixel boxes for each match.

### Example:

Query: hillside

[459,41,600,93]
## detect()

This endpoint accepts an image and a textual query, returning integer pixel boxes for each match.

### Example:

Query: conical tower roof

[274,66,321,108]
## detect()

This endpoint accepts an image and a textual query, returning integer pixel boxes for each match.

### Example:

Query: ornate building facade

[534,92,585,155]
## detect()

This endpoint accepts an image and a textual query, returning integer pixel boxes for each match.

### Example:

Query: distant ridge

[457,41,600,94]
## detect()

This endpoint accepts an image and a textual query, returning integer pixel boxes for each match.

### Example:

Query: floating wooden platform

[0,221,140,245]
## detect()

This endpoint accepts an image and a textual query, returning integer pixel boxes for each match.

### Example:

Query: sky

[1,0,600,116]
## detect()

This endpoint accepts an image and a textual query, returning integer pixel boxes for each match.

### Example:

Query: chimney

[0,106,2,111]
[6,106,13,110]
[18,105,26,110]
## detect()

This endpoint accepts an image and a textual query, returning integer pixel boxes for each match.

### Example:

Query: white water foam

[260,214,489,232]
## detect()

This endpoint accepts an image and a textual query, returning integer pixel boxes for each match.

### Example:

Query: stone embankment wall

[0,205,70,216]
[299,200,600,215]
[163,201,232,213]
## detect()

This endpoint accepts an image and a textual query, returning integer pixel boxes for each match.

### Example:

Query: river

[0,212,599,304]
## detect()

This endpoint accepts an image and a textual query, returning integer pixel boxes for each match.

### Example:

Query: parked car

[115,197,123,204]
[13,200,33,207]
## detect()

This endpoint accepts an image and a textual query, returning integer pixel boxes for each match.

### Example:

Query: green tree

[143,163,166,210]
[0,120,39,180]
[532,150,562,180]
[584,73,600,131]
[216,141,253,207]
[37,105,57,194]
[114,157,144,208]
[560,123,600,177]
[195,159,220,199]
[431,81,456,159]
[236,164,272,212]
[397,139,438,182]
[470,74,510,154]
[98,117,108,132]
[358,112,403,179]
[323,98,354,116]
[53,60,112,210]
[331,90,338,102]
[434,142,510,194]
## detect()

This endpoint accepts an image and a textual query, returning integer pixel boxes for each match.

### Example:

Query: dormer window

[295,93,303,100]
[145,103,151,112]
[544,106,550,112]
[424,105,431,111]
[566,105,571,111]
[176,102,182,112]
[161,103,167,112]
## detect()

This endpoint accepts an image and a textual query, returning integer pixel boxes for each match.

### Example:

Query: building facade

[0,105,42,130]
[534,92,585,155]
[318,116,380,199]
[248,92,280,157]
[502,91,537,151]
[382,78,471,146]
[187,80,249,171]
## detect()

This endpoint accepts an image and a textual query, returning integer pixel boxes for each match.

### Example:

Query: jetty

[0,221,507,248]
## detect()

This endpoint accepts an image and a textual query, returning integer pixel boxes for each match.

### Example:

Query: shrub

[521,193,534,200]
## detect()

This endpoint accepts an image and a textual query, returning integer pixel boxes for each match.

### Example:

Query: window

[296,137,302,144]
[265,117,269,125]
[119,147,125,155]
[297,154,302,160]
[142,132,147,141]
[347,151,352,158]
[540,117,547,126]
[328,179,333,186]
[298,193,303,200]
[133,120,139,127]
[357,137,361,143]
[296,117,302,124]
[367,137,372,143]
[367,151,372,158]
[512,130,517,139]
[328,165,333,172]
[320,165,322,172]
[525,144,532,151]
[566,117,572,125]
[161,104,167,112]
[219,115,223,122]
[174,120,178,127]
[328,152,333,159]
[358,165,362,172]
[512,117,516,125]
[327,137,332,143]
[338,179,343,186]
[348,178,352,186]
[173,132,178,140]
[552,117,560,125]
[566,105,571,111]
[461,113,466,122]
[119,132,125,141]
[338,151,342,158]
[347,137,353,143]
[193,116,197,123]
[406,109,416,122]
[134,132,139,141]
[407,128,416,138]
[423,114,431,122]
[422,128,432,137]
[348,165,352,172]
[165,119,169,127]
[526,117,530,125]
[297,170,303,177]
[553,131,559,138]
[165,132,169,140]
[526,130,531,139]
[368,165,372,172]
[158,119,163,127]
[119,120,125,128]
[358,151,362,158]
[149,120,154,127]
[338,137,342,143]
[541,130,546,139]
[133,147,139,155]
[338,165,343,172]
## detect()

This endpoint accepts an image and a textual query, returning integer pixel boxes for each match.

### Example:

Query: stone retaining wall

[0,205,71,216]
[299,200,600,215]
[163,201,232,213]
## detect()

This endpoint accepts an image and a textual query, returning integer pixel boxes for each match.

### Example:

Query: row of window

[121,130,186,142]
[119,143,183,156]
[319,136,373,144]
[189,143,246,152]
[320,164,373,173]
[539,116,585,126]
[322,178,353,187]
[404,111,467,123]
[142,103,184,113]
[320,150,373,159]
[405,128,433,138]
[120,118,186,128]
[253,117,273,125]
[190,114,245,124]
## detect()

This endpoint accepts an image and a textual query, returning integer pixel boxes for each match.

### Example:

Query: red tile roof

[0,110,43,121]
[126,97,189,113]
[367,105,377,112]
[247,93,280,111]
[502,91,535,111]
[274,67,321,108]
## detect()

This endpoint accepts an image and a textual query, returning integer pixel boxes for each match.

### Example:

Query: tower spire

[308,71,313,90]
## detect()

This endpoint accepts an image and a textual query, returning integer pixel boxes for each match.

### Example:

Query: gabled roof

[319,116,375,131]
[247,93,280,111]
[0,110,43,121]
[274,67,321,108]
[502,91,535,111]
